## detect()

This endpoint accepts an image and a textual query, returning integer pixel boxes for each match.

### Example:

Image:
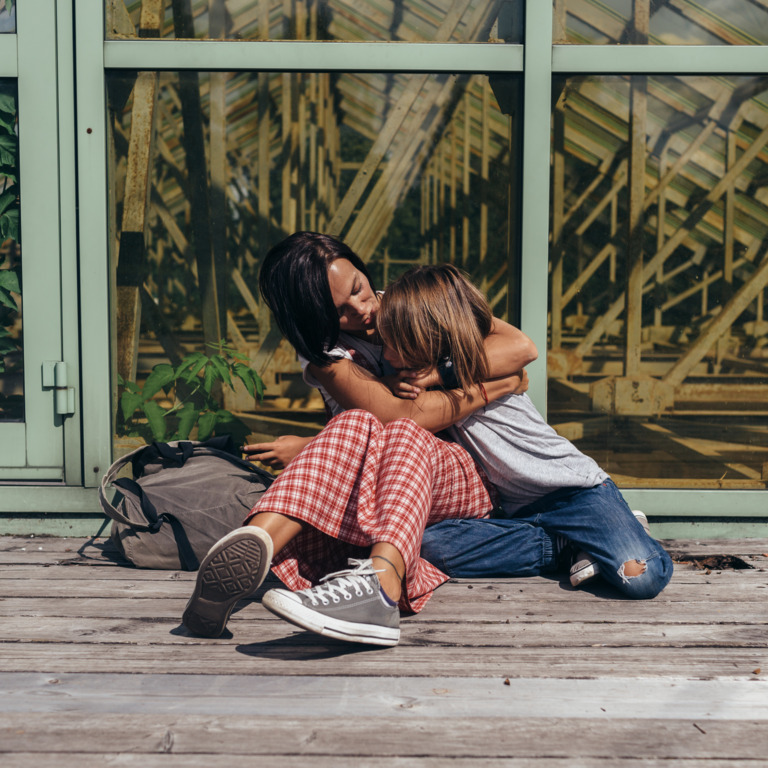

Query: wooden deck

[1,534,767,766]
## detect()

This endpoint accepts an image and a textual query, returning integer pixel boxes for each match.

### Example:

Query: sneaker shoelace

[299,558,383,607]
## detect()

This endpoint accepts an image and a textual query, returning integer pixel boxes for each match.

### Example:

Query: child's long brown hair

[378,264,492,391]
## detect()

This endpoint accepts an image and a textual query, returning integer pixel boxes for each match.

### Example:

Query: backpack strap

[99,437,270,525]
[109,477,200,570]
[98,443,155,529]
[130,440,195,477]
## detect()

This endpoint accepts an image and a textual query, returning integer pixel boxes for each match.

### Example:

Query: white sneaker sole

[182,526,273,638]
[262,589,400,647]
[570,559,600,587]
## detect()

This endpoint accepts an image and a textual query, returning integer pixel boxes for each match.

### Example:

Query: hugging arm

[390,317,537,398]
[309,357,522,432]
[245,317,536,467]
[485,318,538,375]
[242,364,519,468]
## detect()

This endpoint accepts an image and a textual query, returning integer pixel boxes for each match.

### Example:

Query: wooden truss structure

[107,0,767,486]
[548,2,768,486]
[108,0,514,407]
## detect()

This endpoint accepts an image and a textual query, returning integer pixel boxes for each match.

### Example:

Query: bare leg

[251,512,403,601]
[370,543,405,602]
[247,511,304,552]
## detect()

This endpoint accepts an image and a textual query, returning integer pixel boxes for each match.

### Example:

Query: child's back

[445,391,607,514]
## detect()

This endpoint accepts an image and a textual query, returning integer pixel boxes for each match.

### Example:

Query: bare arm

[309,357,523,433]
[243,317,536,466]
[485,318,538,376]
[389,317,537,398]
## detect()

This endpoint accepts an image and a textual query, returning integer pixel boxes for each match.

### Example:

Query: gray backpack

[99,436,274,570]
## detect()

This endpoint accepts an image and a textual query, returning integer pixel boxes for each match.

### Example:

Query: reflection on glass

[0,81,21,422]
[0,1,15,35]
[107,69,520,450]
[554,0,768,45]
[548,75,768,489]
[107,0,522,42]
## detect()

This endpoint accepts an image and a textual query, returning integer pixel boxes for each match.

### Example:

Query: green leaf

[0,112,14,133]
[181,354,208,384]
[0,208,19,242]
[176,402,199,440]
[0,268,19,293]
[213,410,251,449]
[0,92,15,117]
[210,354,233,388]
[143,400,167,441]
[202,362,218,394]
[251,369,265,400]
[173,351,205,378]
[0,187,17,216]
[0,337,16,354]
[120,391,144,422]
[0,286,16,310]
[142,363,175,400]
[197,410,216,441]
[233,362,255,398]
[0,134,16,166]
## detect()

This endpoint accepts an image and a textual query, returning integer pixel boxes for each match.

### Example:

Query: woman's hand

[243,435,314,470]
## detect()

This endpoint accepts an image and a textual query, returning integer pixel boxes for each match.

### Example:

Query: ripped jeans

[421,479,673,599]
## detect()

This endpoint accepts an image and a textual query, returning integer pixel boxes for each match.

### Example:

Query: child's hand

[382,367,442,399]
[407,367,442,389]
[382,372,421,399]
[513,369,529,394]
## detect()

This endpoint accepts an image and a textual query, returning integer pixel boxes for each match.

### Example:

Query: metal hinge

[42,361,76,416]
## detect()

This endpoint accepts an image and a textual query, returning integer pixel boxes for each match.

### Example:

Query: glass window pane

[554,0,768,45]
[107,0,523,42]
[0,2,15,34]
[107,69,521,452]
[0,81,21,422]
[548,74,768,490]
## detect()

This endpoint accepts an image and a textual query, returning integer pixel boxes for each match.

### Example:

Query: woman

[376,263,673,599]
[183,232,551,646]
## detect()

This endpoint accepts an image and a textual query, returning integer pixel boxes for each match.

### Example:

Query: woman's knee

[328,408,383,431]
[382,416,426,442]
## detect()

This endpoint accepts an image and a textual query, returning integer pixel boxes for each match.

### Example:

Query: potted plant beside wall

[116,339,264,453]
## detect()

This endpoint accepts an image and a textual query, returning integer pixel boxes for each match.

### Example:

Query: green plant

[117,339,264,448]
[0,84,19,375]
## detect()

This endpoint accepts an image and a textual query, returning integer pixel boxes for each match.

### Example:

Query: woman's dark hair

[259,231,376,367]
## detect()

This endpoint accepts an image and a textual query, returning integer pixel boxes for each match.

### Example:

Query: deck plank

[1,535,766,764]
[0,713,766,760]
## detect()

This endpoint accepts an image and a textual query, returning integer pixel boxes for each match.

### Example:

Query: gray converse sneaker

[182,526,273,637]
[569,511,651,588]
[261,558,400,647]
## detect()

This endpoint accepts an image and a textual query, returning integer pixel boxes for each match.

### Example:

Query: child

[377,264,673,597]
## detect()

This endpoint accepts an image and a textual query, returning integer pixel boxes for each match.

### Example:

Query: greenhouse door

[0,1,75,482]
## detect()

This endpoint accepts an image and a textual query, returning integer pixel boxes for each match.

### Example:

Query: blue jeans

[421,479,673,599]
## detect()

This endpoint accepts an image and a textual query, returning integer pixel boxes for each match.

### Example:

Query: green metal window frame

[2,0,765,537]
